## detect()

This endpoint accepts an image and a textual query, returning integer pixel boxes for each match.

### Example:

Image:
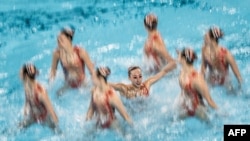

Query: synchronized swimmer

[110,65,175,99]
[201,26,242,91]
[86,67,133,130]
[175,48,218,122]
[143,13,176,74]
[49,27,95,95]
[19,64,60,133]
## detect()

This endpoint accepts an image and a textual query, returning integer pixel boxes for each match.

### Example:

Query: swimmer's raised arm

[39,89,59,126]
[23,94,30,116]
[145,63,176,87]
[49,49,60,82]
[78,47,95,75]
[109,91,133,126]
[226,51,242,85]
[200,46,207,78]
[109,83,128,97]
[152,32,176,70]
[194,75,218,109]
[86,90,95,121]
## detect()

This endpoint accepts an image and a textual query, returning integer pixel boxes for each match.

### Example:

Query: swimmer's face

[129,68,143,88]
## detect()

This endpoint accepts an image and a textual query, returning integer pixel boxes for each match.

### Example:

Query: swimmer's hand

[48,77,54,86]
[85,115,92,121]
[18,120,29,129]
[51,123,62,134]
[215,108,228,117]
[128,119,133,127]
[126,117,133,127]
[237,83,243,95]
[238,82,242,89]
[54,125,62,134]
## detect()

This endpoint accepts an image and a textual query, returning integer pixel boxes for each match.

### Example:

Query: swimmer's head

[128,66,142,87]
[97,67,111,83]
[21,63,39,80]
[128,66,141,77]
[209,26,223,43]
[61,26,75,41]
[181,48,197,65]
[144,13,158,31]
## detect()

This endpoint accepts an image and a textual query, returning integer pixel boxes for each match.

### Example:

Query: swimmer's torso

[124,84,149,98]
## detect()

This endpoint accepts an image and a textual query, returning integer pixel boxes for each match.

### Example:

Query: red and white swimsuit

[138,83,149,97]
[126,83,149,98]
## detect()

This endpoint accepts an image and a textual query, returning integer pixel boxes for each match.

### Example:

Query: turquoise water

[0,0,250,140]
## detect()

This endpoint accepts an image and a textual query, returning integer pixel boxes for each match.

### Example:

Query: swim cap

[61,25,75,40]
[22,63,38,79]
[97,67,111,78]
[210,26,223,39]
[144,13,158,30]
[181,48,197,65]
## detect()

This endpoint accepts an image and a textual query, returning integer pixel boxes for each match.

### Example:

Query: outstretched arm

[155,34,177,72]
[23,92,30,116]
[145,62,176,87]
[50,50,60,82]
[79,47,95,75]
[109,90,133,125]
[109,83,128,98]
[86,91,95,121]
[226,51,242,85]
[40,88,58,126]
[200,47,207,78]
[194,75,218,109]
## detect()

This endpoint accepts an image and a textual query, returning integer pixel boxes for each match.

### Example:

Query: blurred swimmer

[175,48,218,121]
[19,63,60,133]
[86,67,133,131]
[49,26,95,95]
[200,26,242,91]
[110,65,173,99]
[143,13,176,74]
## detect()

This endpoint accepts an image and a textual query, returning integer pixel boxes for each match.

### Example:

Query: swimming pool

[0,0,250,140]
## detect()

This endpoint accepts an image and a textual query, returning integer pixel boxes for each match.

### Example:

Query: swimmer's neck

[181,64,194,74]
[24,78,36,90]
[148,30,157,36]
[96,79,109,92]
[208,41,218,50]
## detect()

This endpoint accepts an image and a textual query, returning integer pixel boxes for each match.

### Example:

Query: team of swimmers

[18,13,243,134]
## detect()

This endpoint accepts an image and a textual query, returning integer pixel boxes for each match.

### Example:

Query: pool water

[0,0,250,141]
